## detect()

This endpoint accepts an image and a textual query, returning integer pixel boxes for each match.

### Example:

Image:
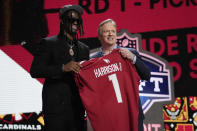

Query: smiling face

[98,22,117,48]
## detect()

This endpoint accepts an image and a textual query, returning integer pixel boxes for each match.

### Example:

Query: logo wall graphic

[0,45,44,130]
[117,29,174,130]
[163,97,197,130]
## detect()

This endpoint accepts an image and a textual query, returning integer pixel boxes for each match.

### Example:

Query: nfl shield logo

[117,29,174,114]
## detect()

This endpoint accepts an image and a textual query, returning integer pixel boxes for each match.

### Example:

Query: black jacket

[30,34,89,131]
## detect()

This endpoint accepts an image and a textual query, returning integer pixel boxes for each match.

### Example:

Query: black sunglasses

[67,18,81,24]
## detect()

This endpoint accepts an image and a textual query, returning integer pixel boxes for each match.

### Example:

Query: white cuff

[132,55,136,64]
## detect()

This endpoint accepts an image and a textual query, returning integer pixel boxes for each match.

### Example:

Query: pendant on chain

[69,47,74,56]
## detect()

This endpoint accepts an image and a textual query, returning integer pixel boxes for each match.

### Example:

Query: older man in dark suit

[91,19,150,131]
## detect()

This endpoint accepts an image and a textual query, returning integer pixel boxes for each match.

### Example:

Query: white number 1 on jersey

[108,74,123,103]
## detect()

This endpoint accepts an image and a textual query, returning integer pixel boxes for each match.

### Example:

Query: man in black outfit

[30,5,89,131]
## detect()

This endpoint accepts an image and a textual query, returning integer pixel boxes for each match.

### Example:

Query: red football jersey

[74,49,140,131]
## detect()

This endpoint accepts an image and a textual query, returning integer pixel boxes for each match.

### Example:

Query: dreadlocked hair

[59,10,84,41]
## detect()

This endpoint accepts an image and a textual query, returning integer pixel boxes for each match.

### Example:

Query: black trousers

[43,112,85,131]
[138,99,144,131]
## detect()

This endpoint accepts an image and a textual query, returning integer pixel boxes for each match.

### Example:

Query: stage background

[0,0,197,131]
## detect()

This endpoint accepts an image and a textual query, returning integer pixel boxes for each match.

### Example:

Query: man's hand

[62,61,82,73]
[119,48,135,61]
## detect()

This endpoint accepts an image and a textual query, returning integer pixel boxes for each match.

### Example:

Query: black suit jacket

[30,34,89,130]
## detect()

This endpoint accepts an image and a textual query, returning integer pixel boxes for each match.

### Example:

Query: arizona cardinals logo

[163,97,188,122]
[0,45,44,129]
[103,59,110,64]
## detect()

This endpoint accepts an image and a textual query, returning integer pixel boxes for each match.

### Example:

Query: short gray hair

[97,19,117,36]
